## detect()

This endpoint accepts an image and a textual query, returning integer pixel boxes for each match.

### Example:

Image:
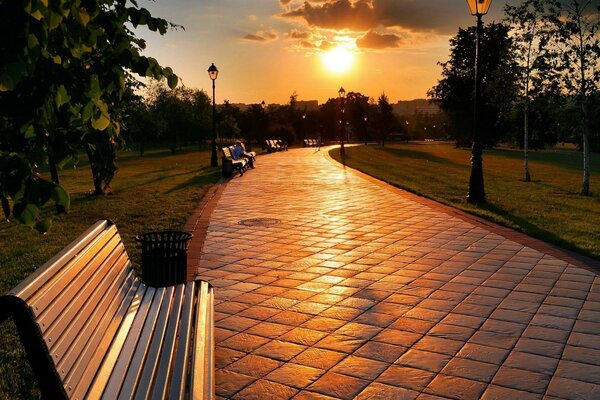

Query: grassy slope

[332,144,599,259]
[0,148,220,399]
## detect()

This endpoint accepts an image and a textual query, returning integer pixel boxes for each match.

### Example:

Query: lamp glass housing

[465,0,492,15]
[207,63,219,80]
[338,87,346,98]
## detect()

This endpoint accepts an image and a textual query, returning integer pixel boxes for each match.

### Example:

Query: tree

[543,0,600,195]
[429,23,520,148]
[0,0,178,231]
[376,93,397,146]
[505,0,547,181]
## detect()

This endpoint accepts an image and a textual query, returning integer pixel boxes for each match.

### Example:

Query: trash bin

[135,231,193,287]
[222,157,233,177]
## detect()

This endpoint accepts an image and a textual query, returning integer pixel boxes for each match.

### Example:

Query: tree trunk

[524,104,531,182]
[48,152,67,214]
[85,143,104,195]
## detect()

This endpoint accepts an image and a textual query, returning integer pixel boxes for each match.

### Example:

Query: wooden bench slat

[133,286,175,400]
[43,243,126,354]
[102,286,157,399]
[151,283,186,399]
[29,227,118,317]
[118,286,168,399]
[72,280,141,400]
[169,281,196,399]
[8,221,111,301]
[60,266,135,388]
[191,281,214,398]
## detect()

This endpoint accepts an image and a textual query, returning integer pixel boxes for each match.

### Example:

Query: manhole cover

[238,218,281,227]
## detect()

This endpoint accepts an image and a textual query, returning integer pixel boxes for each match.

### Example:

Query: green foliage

[0,0,180,232]
[428,23,521,147]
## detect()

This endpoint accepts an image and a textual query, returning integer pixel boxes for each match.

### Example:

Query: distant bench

[303,138,321,147]
[0,220,214,399]
[264,139,287,153]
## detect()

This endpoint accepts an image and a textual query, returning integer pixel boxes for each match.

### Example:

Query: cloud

[243,29,278,42]
[280,0,475,35]
[288,28,310,39]
[356,30,402,49]
[279,0,292,4]
[247,14,258,21]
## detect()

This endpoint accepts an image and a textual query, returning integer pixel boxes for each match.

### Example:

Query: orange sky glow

[138,0,508,105]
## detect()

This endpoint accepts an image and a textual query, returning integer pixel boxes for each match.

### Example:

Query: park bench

[0,219,214,399]
[264,139,287,152]
[303,138,320,147]
[221,146,248,177]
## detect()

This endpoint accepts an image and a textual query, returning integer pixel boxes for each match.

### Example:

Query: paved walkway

[186,147,600,400]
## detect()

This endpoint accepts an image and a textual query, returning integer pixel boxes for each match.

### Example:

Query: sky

[137,0,509,105]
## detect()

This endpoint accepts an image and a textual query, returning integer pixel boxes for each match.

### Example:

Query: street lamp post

[338,87,346,156]
[208,63,219,167]
[465,0,492,204]
[364,116,368,145]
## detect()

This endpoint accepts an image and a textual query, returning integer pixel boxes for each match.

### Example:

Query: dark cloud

[243,29,278,42]
[281,0,505,34]
[244,34,267,42]
[356,31,402,49]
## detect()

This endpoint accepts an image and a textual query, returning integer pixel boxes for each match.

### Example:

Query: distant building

[295,100,319,111]
[393,99,440,116]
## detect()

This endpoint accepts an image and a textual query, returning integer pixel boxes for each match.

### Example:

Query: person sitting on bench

[233,140,255,168]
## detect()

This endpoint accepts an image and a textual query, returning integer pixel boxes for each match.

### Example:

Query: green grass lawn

[331,143,600,260]
[0,147,220,399]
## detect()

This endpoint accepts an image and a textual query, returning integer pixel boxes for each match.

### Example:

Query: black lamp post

[208,63,219,167]
[364,116,368,145]
[338,87,346,156]
[466,0,492,204]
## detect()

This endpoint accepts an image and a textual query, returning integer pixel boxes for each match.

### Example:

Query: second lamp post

[208,63,219,167]
[338,87,346,156]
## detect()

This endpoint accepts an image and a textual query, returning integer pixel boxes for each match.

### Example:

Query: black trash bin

[135,231,193,287]
[222,157,233,177]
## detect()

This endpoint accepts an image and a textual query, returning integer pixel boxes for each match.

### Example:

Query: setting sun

[322,45,355,74]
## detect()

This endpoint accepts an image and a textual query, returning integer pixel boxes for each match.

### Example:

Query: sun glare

[322,46,355,74]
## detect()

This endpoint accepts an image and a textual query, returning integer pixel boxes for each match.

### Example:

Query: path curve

[190,147,600,400]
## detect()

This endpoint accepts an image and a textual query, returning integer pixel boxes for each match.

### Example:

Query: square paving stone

[480,384,542,400]
[335,322,383,339]
[332,355,389,380]
[491,366,551,394]
[395,349,451,373]
[563,345,600,366]
[373,328,423,347]
[268,311,314,326]
[376,365,436,391]
[308,371,370,399]
[232,378,298,400]
[253,340,307,362]
[216,315,260,332]
[292,391,339,400]
[245,321,294,339]
[546,376,600,400]
[468,331,518,350]
[514,337,565,359]
[216,369,257,397]
[225,354,283,378]
[504,351,559,375]
[292,348,347,370]
[221,333,271,353]
[389,317,436,333]
[424,374,487,399]
[265,363,325,389]
[523,325,570,343]
[216,346,246,369]
[315,334,367,353]
[278,327,327,346]
[413,336,465,356]
[355,382,419,400]
[555,360,600,385]
[239,305,282,320]
[321,305,364,320]
[354,311,399,327]
[355,341,407,363]
[455,343,510,365]
[301,316,347,332]
[440,357,499,383]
